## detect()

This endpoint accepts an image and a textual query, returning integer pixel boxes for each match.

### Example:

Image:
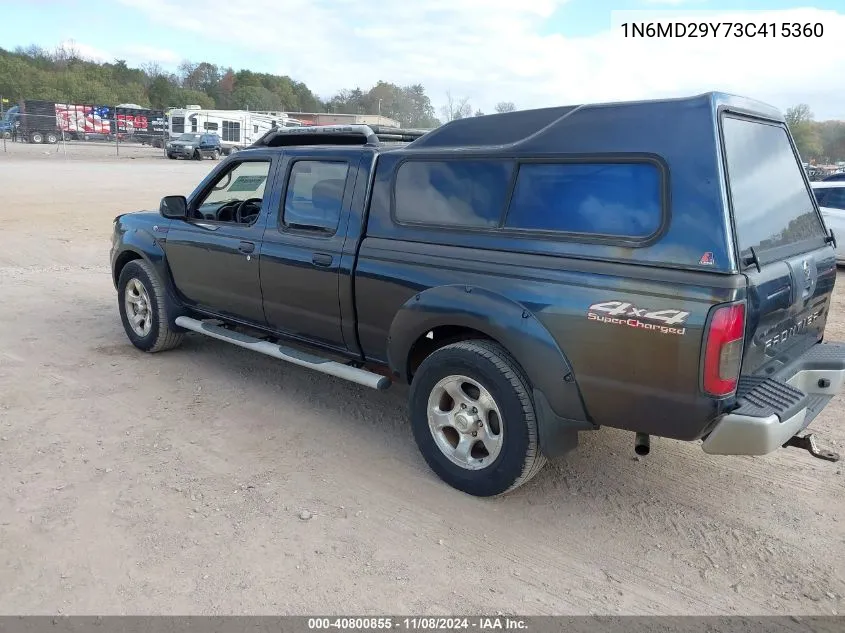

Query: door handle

[312,253,333,267]
[238,241,255,254]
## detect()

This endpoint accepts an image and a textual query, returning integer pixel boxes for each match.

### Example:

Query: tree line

[0,43,519,129]
[785,104,845,164]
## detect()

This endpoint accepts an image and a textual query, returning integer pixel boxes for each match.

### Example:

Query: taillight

[702,302,746,397]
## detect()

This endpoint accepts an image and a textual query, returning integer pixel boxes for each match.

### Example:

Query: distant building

[258,112,401,128]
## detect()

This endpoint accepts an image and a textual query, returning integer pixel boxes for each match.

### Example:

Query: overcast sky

[2,0,844,119]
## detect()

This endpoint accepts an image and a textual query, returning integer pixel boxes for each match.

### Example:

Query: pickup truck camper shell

[110,91,845,496]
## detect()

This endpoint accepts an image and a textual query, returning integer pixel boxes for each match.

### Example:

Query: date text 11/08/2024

[307,618,528,631]
[620,21,824,38]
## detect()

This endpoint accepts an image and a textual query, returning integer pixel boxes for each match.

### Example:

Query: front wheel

[117,259,184,353]
[409,340,546,496]
[212,149,220,160]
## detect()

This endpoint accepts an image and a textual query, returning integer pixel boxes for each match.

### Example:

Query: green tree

[785,104,822,160]
[147,76,176,108]
[0,44,445,129]
[816,120,845,163]
[217,68,236,108]
[174,88,215,109]
[327,82,440,127]
[230,85,282,111]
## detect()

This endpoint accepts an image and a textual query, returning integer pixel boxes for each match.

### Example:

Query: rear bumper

[702,342,845,456]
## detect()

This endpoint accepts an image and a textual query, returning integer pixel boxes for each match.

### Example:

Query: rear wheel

[117,259,184,353]
[30,132,44,144]
[46,132,59,144]
[409,340,546,496]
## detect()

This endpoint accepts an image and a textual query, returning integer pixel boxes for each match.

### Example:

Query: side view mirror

[160,195,187,219]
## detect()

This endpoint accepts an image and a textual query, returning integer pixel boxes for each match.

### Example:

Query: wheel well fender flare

[112,233,184,329]
[386,285,589,428]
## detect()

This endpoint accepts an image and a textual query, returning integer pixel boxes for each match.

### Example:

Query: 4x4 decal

[587,301,690,336]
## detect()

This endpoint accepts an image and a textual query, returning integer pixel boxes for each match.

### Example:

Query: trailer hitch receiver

[782,434,840,462]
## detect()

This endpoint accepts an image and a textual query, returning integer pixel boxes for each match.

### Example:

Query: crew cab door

[163,154,277,324]
[258,149,361,350]
[720,114,837,376]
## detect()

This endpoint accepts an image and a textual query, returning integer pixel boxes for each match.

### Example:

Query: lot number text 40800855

[620,22,824,38]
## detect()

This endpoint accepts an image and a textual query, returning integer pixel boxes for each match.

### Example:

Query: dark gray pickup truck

[110,92,845,496]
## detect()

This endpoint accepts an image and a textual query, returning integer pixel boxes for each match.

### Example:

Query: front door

[164,155,276,324]
[259,151,360,350]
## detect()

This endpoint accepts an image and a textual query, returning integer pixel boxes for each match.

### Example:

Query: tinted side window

[820,187,845,210]
[813,188,828,207]
[504,163,662,238]
[283,160,349,233]
[394,160,512,227]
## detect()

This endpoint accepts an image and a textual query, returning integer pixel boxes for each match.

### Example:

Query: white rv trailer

[166,106,303,153]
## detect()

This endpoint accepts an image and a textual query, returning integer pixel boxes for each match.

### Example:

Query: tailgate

[720,114,836,378]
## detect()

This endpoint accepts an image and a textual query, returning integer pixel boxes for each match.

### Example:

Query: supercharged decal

[587,301,690,336]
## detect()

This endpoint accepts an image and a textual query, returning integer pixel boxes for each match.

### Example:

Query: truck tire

[117,259,184,353]
[30,132,44,144]
[408,340,546,496]
[46,132,59,144]
[1,131,10,139]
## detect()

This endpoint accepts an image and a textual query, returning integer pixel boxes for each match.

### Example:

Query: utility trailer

[0,100,112,143]
[113,106,167,147]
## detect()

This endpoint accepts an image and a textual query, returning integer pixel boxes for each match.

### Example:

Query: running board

[174,316,390,391]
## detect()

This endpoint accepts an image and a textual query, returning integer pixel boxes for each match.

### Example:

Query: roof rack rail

[251,124,429,148]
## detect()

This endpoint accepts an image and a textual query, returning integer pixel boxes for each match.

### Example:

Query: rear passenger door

[258,150,360,351]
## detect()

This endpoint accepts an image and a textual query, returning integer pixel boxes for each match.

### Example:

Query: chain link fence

[1,104,169,159]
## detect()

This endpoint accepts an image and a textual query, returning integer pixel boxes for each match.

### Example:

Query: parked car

[811,181,845,264]
[822,172,845,182]
[110,94,845,497]
[166,133,221,160]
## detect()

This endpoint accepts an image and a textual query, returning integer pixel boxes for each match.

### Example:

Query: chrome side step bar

[174,316,390,391]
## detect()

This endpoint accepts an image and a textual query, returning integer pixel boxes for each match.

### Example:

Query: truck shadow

[164,331,781,511]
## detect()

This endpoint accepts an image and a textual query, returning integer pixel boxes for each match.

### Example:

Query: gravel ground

[0,146,843,615]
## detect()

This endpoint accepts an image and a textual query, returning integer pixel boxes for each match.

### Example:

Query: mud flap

[533,388,595,459]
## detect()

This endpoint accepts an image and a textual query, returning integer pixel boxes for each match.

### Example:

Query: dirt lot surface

[1,144,844,615]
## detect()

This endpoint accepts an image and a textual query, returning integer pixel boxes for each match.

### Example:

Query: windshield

[722,116,826,263]
[177,133,201,142]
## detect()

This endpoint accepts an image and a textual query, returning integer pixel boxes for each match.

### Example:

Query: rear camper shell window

[720,114,827,264]
[391,156,667,244]
[504,161,664,239]
[393,159,512,228]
